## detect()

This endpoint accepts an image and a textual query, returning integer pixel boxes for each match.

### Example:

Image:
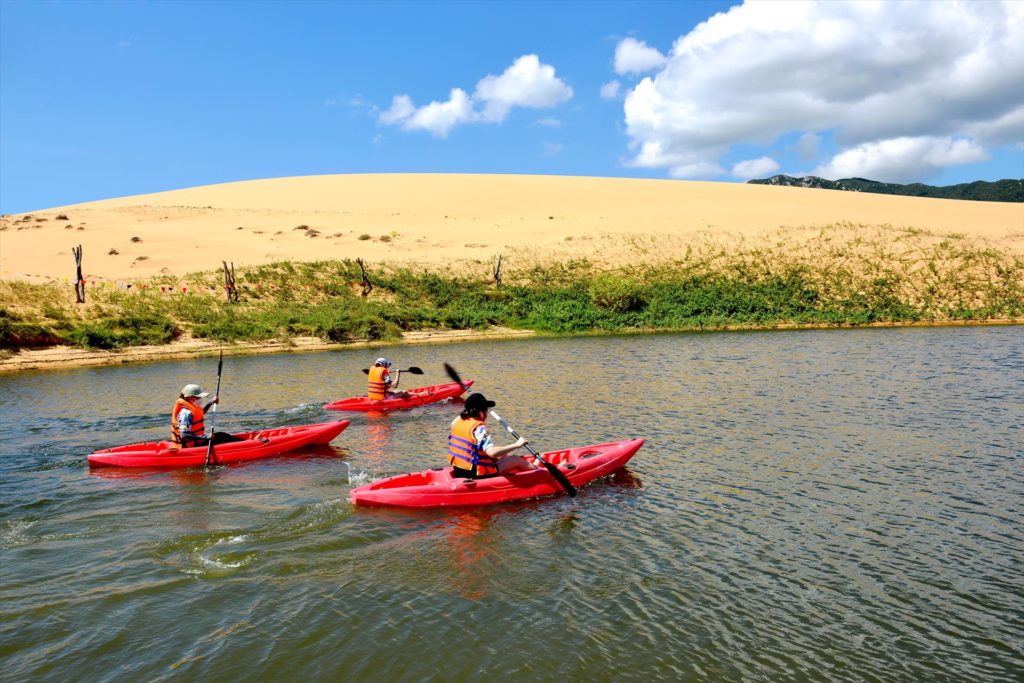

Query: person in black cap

[447,393,534,478]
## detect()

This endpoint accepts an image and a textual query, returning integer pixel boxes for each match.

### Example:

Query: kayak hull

[324,380,472,412]
[349,437,644,508]
[88,420,350,468]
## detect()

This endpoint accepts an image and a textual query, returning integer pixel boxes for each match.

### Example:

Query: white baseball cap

[375,357,391,368]
[181,384,209,398]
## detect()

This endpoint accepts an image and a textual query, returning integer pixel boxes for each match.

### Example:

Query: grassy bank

[2,223,1022,354]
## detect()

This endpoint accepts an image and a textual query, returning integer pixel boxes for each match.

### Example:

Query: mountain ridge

[747,175,1023,202]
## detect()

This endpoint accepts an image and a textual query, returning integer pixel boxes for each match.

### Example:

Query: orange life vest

[171,398,205,446]
[448,416,498,476]
[367,365,389,400]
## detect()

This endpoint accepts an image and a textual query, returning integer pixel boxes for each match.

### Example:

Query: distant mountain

[747,175,1024,202]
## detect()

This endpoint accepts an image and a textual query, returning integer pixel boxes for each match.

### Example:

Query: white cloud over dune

[620,0,1024,182]
[381,55,572,138]
[732,156,780,179]
[814,137,989,183]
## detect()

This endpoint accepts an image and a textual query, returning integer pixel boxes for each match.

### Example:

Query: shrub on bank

[2,228,1021,351]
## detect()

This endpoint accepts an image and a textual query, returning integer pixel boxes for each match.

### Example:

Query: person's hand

[513,437,528,449]
[212,396,219,405]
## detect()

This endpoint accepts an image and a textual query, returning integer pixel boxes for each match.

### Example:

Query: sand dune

[2,174,1021,282]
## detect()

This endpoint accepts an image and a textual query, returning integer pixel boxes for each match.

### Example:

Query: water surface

[1,327,1021,681]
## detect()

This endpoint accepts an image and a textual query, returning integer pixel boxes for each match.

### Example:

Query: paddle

[361,366,424,375]
[204,350,224,468]
[443,363,577,498]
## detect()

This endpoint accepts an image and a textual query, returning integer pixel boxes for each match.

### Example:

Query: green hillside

[748,175,1023,202]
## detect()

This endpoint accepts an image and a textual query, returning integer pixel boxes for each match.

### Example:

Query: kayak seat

[543,450,572,465]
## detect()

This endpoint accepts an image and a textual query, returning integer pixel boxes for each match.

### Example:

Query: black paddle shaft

[444,363,576,498]
[490,410,577,498]
[204,351,224,468]
[361,366,424,375]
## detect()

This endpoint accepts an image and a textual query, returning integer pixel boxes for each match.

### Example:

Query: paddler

[171,384,239,448]
[448,393,536,478]
[367,357,410,400]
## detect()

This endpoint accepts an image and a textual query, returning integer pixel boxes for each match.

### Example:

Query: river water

[1,327,1021,682]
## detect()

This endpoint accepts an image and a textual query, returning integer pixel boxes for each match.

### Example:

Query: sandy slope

[3,174,1021,283]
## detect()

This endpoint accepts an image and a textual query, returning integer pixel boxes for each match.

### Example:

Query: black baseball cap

[465,393,496,412]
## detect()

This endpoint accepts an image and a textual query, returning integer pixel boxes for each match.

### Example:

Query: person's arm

[479,425,527,459]
[203,396,219,412]
[484,439,528,458]
[392,369,401,389]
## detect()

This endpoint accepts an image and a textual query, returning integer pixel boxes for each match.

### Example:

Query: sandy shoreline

[0,327,535,373]
[3,320,1019,374]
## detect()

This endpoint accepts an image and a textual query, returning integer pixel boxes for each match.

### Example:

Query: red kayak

[324,380,473,412]
[88,420,350,468]
[349,437,644,508]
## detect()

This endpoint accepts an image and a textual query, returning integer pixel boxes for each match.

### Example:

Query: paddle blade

[543,460,577,498]
[406,366,424,375]
[443,363,468,391]
[362,368,371,374]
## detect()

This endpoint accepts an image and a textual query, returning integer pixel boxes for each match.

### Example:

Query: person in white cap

[367,357,410,400]
[171,383,222,447]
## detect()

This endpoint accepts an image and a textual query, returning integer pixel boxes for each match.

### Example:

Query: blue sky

[1,0,1022,214]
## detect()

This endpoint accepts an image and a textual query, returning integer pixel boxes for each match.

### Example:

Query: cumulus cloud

[732,156,780,179]
[622,0,1024,182]
[380,55,572,137]
[614,38,668,75]
[600,80,622,100]
[813,136,988,183]
[796,132,821,161]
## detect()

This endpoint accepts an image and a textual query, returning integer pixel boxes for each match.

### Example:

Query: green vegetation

[749,175,1024,202]
[2,224,1021,351]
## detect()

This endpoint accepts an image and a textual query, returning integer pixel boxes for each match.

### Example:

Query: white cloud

[536,117,562,128]
[965,105,1024,147]
[813,136,989,183]
[380,55,571,137]
[475,55,573,122]
[796,132,820,161]
[380,95,416,126]
[403,89,475,138]
[732,156,780,179]
[614,37,668,75]
[622,0,1024,182]
[600,80,622,100]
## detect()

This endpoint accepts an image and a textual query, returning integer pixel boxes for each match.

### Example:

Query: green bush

[588,274,646,313]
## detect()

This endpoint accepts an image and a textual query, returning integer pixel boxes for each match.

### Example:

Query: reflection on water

[1,327,1022,681]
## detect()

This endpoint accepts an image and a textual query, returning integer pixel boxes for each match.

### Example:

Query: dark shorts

[451,462,498,479]
[180,431,244,448]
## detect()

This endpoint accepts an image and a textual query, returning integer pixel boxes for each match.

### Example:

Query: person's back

[447,393,532,478]
[172,384,208,447]
[448,412,498,478]
[367,358,391,399]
